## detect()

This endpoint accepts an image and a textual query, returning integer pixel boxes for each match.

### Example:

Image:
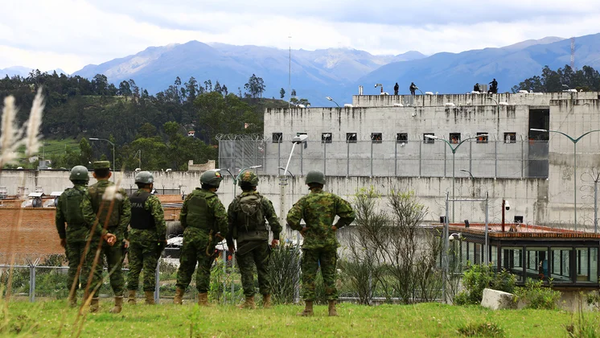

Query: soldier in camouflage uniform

[126,171,166,305]
[287,170,355,317]
[55,165,90,307]
[81,161,131,313]
[226,170,281,309]
[174,170,228,306]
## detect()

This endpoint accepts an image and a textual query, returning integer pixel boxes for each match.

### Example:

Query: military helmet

[69,165,89,183]
[238,170,259,187]
[305,170,326,185]
[135,171,154,184]
[200,170,223,188]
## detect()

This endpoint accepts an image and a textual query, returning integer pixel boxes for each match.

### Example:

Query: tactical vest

[185,189,215,231]
[61,187,86,226]
[89,181,121,228]
[234,193,268,243]
[130,190,154,230]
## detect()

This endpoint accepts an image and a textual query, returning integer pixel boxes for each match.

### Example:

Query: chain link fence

[220,135,549,178]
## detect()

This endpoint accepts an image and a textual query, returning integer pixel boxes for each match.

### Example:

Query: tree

[185,77,198,103]
[92,74,108,96]
[214,81,223,95]
[280,88,285,99]
[79,138,93,165]
[118,81,131,101]
[513,64,600,93]
[244,74,266,99]
[137,123,157,138]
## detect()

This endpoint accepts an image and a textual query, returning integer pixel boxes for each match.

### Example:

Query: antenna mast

[570,37,576,70]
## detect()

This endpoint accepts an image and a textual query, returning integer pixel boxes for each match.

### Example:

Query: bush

[454,263,516,305]
[514,278,561,310]
[457,322,505,337]
[267,242,301,304]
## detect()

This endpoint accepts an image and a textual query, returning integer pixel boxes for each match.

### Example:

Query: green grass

[13,138,80,166]
[2,301,599,337]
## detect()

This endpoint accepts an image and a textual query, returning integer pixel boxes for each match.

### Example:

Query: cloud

[1,0,599,73]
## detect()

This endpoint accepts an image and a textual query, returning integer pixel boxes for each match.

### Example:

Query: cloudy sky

[1,0,599,73]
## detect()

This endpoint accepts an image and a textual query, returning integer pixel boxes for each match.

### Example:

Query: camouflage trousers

[301,247,338,301]
[127,241,159,292]
[175,231,215,293]
[65,241,87,293]
[82,238,125,297]
[236,241,271,297]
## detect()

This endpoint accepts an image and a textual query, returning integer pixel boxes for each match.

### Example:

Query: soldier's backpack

[62,188,86,226]
[236,194,264,232]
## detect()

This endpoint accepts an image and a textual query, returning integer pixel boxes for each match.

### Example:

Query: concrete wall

[546,98,600,229]
[0,170,549,230]
[351,92,598,108]
[263,96,538,178]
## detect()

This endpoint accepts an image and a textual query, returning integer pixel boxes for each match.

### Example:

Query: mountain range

[6,33,600,106]
[0,66,67,78]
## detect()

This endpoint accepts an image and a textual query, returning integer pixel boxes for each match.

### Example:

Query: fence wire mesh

[220,137,549,178]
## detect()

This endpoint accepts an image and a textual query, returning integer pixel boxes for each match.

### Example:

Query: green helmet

[238,170,259,187]
[305,170,326,185]
[135,171,154,184]
[69,165,89,183]
[201,170,223,188]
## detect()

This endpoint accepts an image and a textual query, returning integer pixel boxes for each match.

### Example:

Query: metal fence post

[444,143,447,177]
[419,140,422,177]
[521,136,525,179]
[29,264,36,302]
[323,142,327,175]
[469,139,472,174]
[222,249,227,304]
[394,140,398,177]
[347,141,350,177]
[300,145,304,176]
[494,139,498,178]
[154,259,160,303]
[231,254,236,304]
[370,139,374,177]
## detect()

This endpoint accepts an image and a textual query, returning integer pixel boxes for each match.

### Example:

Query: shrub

[267,242,301,304]
[454,263,516,305]
[457,322,505,337]
[514,278,561,310]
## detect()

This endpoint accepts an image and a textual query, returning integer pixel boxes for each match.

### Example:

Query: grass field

[12,138,80,167]
[2,300,599,337]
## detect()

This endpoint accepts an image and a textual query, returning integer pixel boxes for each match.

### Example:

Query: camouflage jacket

[180,188,228,238]
[227,191,282,243]
[287,187,355,249]
[55,184,88,242]
[128,189,166,245]
[82,179,131,241]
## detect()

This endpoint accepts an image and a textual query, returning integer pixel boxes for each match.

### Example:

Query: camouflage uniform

[81,166,131,299]
[175,188,228,293]
[227,191,281,298]
[287,187,355,302]
[127,189,166,292]
[55,183,89,296]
